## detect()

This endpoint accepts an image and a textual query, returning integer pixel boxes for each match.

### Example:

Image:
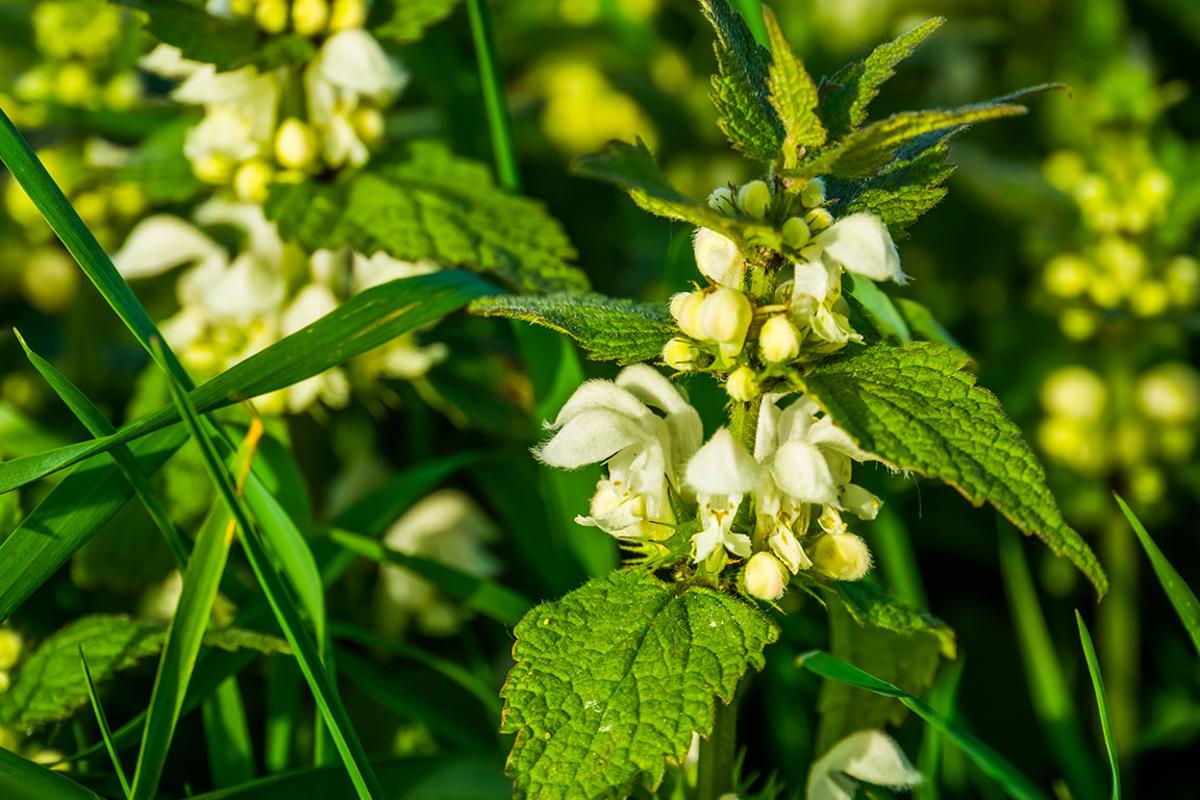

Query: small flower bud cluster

[231,0,366,38]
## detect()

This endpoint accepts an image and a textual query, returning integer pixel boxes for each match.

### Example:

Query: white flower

[685,428,759,563]
[536,365,701,540]
[693,227,744,288]
[305,29,407,168]
[760,395,876,508]
[815,212,907,285]
[807,730,922,800]
[139,44,204,80]
[351,251,438,292]
[171,66,282,169]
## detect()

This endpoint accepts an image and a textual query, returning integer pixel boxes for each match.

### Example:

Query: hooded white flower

[175,66,281,169]
[305,29,408,168]
[685,428,759,563]
[815,212,907,285]
[807,730,922,800]
[536,365,701,540]
[692,227,744,288]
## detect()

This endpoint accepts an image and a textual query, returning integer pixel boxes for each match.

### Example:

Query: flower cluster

[535,365,882,601]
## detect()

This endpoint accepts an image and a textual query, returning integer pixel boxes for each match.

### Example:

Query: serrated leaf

[468,293,675,363]
[799,342,1107,596]
[820,17,946,140]
[267,140,587,294]
[0,615,288,729]
[572,139,782,249]
[118,0,315,71]
[699,0,784,161]
[371,0,459,42]
[499,570,778,799]
[824,581,956,659]
[763,7,824,166]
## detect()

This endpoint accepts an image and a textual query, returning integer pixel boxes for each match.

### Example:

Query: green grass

[1076,611,1121,799]
[79,646,132,799]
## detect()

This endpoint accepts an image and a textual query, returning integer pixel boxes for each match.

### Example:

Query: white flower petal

[792,259,838,301]
[139,45,203,80]
[808,416,873,462]
[755,393,784,461]
[685,429,760,496]
[113,216,223,279]
[282,283,339,336]
[692,227,744,288]
[771,440,839,505]
[311,29,408,104]
[535,407,653,471]
[807,730,922,800]
[550,379,654,429]
[691,525,722,563]
[352,251,436,292]
[816,212,907,285]
[616,364,704,475]
[841,484,882,520]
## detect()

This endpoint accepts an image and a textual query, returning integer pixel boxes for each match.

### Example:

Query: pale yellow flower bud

[275,118,320,170]
[811,532,871,581]
[329,0,367,30]
[109,183,147,219]
[55,62,94,106]
[31,749,67,771]
[759,314,800,364]
[1131,281,1169,317]
[726,366,758,401]
[0,630,21,670]
[255,0,290,34]
[662,337,699,371]
[669,291,706,340]
[1166,256,1199,305]
[743,552,787,601]
[22,248,78,313]
[698,287,752,348]
[1059,308,1098,340]
[707,185,736,214]
[233,159,276,203]
[292,0,330,35]
[1040,366,1106,422]
[781,215,811,249]
[193,153,234,184]
[1043,151,1086,192]
[800,177,826,208]
[353,107,386,146]
[1043,254,1090,298]
[230,0,255,15]
[0,671,9,694]
[103,72,142,111]
[804,207,833,233]
[736,179,771,219]
[1136,363,1200,425]
[73,191,108,229]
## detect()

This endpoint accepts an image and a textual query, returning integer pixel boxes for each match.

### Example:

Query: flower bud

[669,291,707,340]
[811,532,871,581]
[1043,254,1090,298]
[234,159,276,203]
[1136,363,1200,425]
[0,630,22,670]
[255,0,290,33]
[109,183,147,219]
[1040,366,1106,422]
[22,248,78,313]
[804,207,833,233]
[662,337,699,371]
[743,552,787,601]
[781,215,811,249]
[736,179,771,219]
[103,72,142,111]
[292,0,330,36]
[707,185,736,214]
[759,314,800,364]
[698,287,752,347]
[275,118,320,170]
[230,0,255,15]
[801,177,826,208]
[329,0,367,30]
[1131,281,1169,317]
[1059,308,1098,341]
[353,106,386,145]
[55,62,94,106]
[840,484,881,520]
[193,153,234,184]
[1166,256,1199,305]
[0,671,9,694]
[726,366,758,401]
[693,227,744,288]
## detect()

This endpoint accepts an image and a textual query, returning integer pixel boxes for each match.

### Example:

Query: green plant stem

[466,0,520,192]
[1099,511,1138,760]
[696,698,738,800]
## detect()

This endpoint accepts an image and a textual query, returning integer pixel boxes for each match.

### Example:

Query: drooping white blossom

[685,428,759,563]
[807,730,922,800]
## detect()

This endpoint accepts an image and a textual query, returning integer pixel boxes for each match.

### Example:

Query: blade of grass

[129,421,261,800]
[152,339,384,800]
[202,677,257,788]
[1114,493,1200,656]
[1076,612,1120,799]
[79,646,132,799]
[13,329,190,567]
[264,658,301,774]
[915,657,964,800]
[328,528,530,627]
[998,524,1102,800]
[0,747,103,800]
[465,0,520,191]
[797,650,1050,800]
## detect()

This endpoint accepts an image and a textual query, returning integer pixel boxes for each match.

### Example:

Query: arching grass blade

[0,746,103,800]
[1076,612,1120,799]
[79,646,132,799]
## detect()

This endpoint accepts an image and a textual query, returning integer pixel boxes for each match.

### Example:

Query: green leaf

[894,297,963,349]
[799,342,1107,596]
[79,647,133,799]
[699,0,785,161]
[117,0,315,71]
[0,270,495,494]
[201,677,256,789]
[762,7,824,166]
[844,273,912,344]
[0,615,286,729]
[1076,612,1120,800]
[371,0,460,42]
[823,580,956,659]
[797,650,1051,800]
[115,114,205,204]
[572,139,782,249]
[499,570,778,799]
[266,141,587,294]
[468,293,675,364]
[820,17,946,139]
[1115,494,1200,657]
[0,747,103,800]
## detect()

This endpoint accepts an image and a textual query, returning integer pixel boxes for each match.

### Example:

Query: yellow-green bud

[726,366,758,401]
[255,0,290,33]
[14,66,54,102]
[233,159,276,202]
[698,287,752,347]
[0,671,8,694]
[1040,365,1106,422]
[353,106,386,145]
[55,62,94,107]
[1131,281,1169,317]
[811,532,871,581]
[109,183,147,219]
[0,630,21,670]
[1166,256,1199,305]
[662,337,699,371]
[329,0,367,30]
[759,314,800,364]
[707,185,736,214]
[1136,363,1200,425]
[193,153,234,184]
[73,191,108,229]
[22,248,79,313]
[743,552,787,601]
[230,0,255,14]
[800,177,825,208]
[292,0,330,36]
[781,215,811,249]
[736,179,771,219]
[1043,151,1086,192]
[1042,254,1090,298]
[804,207,833,233]
[103,72,142,111]
[274,118,319,170]
[1059,308,1098,341]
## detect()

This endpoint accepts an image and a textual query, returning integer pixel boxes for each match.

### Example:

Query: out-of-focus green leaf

[371,0,460,42]
[202,677,256,789]
[894,297,964,350]
[0,747,103,800]
[468,293,675,364]
[115,114,205,204]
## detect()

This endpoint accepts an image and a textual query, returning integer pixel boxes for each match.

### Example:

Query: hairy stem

[696,697,738,800]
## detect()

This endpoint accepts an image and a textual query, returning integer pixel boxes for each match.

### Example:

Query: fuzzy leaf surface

[500,570,778,799]
[800,342,1107,596]
[820,17,945,139]
[267,141,587,294]
[699,0,784,161]
[371,0,459,42]
[469,293,675,364]
[0,615,288,729]
[572,140,782,248]
[763,7,824,164]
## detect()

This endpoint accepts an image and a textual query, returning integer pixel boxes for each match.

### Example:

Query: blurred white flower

[807,729,922,800]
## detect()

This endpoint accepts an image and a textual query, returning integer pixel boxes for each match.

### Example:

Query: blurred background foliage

[0,0,1197,796]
